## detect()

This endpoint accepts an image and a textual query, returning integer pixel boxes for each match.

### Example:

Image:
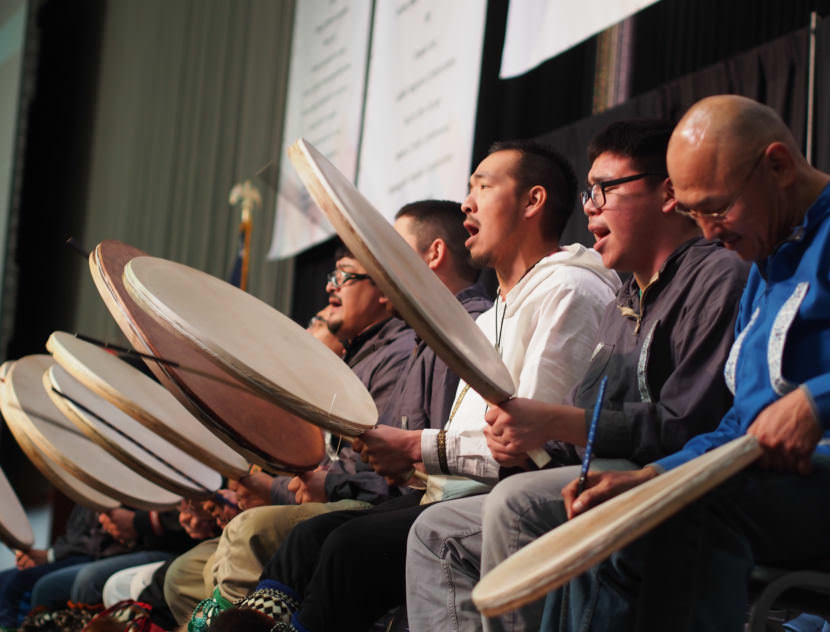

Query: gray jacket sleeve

[269,475,299,505]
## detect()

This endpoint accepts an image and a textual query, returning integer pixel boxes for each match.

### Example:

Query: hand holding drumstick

[352,426,424,483]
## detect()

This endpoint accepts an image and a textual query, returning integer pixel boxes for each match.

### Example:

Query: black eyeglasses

[674,152,764,222]
[580,172,666,209]
[327,269,371,289]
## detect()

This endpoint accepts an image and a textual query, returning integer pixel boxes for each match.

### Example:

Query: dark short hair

[486,140,577,240]
[587,120,674,176]
[395,200,479,283]
[333,241,354,261]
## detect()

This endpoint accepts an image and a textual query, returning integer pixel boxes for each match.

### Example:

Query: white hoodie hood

[502,243,620,318]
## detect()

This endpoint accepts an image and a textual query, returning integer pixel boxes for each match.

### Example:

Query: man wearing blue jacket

[542,95,830,631]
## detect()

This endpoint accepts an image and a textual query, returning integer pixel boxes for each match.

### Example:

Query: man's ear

[424,238,447,270]
[524,185,547,220]
[765,141,797,188]
[661,177,678,214]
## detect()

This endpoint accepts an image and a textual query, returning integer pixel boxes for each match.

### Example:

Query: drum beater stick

[49,385,235,508]
[74,333,248,391]
[576,376,608,496]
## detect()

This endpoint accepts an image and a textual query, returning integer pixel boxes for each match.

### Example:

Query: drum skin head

[0,360,120,512]
[47,330,246,483]
[288,137,515,404]
[90,240,325,472]
[0,465,34,550]
[2,355,182,511]
[45,359,222,498]
[472,435,762,616]
[124,255,378,437]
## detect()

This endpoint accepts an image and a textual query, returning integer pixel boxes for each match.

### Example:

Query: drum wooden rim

[90,240,325,471]
[288,138,515,404]
[123,255,377,437]
[45,362,220,499]
[2,355,181,511]
[46,329,246,483]
[0,369,119,511]
[472,435,763,616]
[0,465,34,550]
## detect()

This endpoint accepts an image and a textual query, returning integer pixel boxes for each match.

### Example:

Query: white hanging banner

[499,0,661,79]
[267,0,372,260]
[357,0,487,221]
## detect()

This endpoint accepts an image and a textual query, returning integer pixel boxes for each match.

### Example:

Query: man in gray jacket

[181,200,490,627]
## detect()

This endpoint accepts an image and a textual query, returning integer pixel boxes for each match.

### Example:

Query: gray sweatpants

[406,460,636,632]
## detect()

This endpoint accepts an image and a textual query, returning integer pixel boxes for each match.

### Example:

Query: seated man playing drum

[220,140,620,631]
[181,200,491,628]
[405,119,749,631]
[164,275,417,626]
[536,95,830,631]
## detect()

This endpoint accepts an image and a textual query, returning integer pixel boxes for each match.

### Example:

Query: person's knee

[482,476,524,531]
[70,564,101,602]
[71,563,96,589]
[164,558,187,598]
[408,506,444,559]
[319,521,366,566]
[483,470,570,533]
[221,505,311,559]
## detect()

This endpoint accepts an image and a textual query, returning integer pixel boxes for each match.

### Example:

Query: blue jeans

[540,457,830,632]
[31,550,173,607]
[784,614,830,632]
[0,555,90,626]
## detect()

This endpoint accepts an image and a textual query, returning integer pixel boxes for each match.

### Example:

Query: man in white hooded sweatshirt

[406,121,749,632]
[221,140,620,632]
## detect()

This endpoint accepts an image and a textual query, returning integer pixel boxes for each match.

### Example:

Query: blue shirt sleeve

[655,406,743,471]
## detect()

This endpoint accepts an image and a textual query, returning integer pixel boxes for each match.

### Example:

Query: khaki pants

[164,499,370,625]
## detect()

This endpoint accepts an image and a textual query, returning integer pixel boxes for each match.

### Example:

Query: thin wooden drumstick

[50,385,222,501]
[65,236,90,258]
[74,339,430,482]
[74,333,248,391]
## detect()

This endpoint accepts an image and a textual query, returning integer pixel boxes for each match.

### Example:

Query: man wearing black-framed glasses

[323,247,414,417]
[579,171,666,210]
[325,268,371,289]
[543,95,830,632]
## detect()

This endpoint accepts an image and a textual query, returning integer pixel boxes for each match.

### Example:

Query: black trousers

[260,493,429,631]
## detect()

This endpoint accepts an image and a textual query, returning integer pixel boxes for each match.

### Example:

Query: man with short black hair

[405,119,749,632]
[183,200,491,627]
[165,253,416,625]
[230,141,619,632]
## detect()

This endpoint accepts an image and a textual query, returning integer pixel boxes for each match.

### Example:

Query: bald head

[669,95,803,186]
[666,95,829,262]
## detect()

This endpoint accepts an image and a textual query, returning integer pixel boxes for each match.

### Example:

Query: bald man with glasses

[537,95,830,631]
